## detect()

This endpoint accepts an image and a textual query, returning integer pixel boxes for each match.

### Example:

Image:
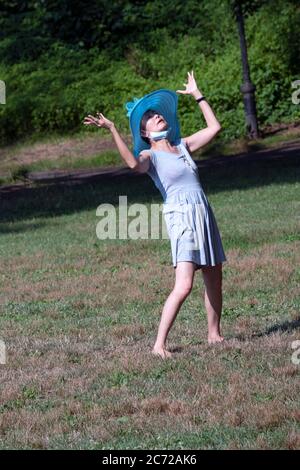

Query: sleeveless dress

[146,138,227,271]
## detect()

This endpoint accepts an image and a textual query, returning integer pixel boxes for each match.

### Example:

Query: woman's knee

[173,280,193,299]
[173,261,195,299]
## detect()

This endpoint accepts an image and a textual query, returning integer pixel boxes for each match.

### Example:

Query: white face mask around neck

[148,127,171,141]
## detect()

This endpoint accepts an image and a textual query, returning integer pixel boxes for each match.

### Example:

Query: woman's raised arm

[177,71,222,153]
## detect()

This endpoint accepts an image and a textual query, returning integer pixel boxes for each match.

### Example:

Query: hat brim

[128,89,181,157]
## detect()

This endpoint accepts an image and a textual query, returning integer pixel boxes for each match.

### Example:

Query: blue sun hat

[125,89,181,158]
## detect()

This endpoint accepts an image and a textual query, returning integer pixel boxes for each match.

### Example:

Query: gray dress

[147,138,227,271]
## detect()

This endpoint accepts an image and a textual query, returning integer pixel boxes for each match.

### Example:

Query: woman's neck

[150,139,178,153]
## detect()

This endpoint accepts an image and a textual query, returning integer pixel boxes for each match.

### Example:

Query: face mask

[148,127,171,141]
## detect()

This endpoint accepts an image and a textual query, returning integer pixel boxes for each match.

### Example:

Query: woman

[83,70,227,359]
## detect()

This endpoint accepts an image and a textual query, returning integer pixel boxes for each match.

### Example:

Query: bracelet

[196,96,206,103]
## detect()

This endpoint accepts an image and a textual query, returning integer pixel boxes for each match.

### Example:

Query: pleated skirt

[162,185,227,271]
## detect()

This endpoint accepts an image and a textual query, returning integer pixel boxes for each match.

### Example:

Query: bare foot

[151,347,173,359]
[208,334,224,344]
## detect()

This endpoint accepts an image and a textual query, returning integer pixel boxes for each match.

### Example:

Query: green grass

[0,148,299,449]
[28,151,120,171]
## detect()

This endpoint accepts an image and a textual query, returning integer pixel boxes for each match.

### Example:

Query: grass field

[0,148,299,449]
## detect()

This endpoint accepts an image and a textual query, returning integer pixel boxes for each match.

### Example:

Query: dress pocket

[163,201,188,239]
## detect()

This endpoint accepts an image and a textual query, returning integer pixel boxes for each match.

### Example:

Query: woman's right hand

[83,112,115,131]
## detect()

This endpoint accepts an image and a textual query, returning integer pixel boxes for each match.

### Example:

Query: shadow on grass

[0,141,299,227]
[232,318,300,342]
[254,318,300,338]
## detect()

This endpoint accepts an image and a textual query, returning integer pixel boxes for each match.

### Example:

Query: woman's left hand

[176,70,199,97]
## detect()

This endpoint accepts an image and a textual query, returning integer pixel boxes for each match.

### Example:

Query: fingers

[88,118,98,125]
[83,111,111,127]
[83,117,94,124]
[176,90,187,94]
[83,115,100,126]
[85,113,103,121]
[85,114,97,123]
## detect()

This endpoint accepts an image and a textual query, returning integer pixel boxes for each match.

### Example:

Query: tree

[228,0,268,138]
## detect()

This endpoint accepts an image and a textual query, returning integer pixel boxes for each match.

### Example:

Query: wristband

[196,96,206,103]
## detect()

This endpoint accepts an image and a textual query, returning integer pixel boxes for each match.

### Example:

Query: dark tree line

[4,0,297,64]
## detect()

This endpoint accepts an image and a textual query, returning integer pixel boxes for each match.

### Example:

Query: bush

[0,0,299,147]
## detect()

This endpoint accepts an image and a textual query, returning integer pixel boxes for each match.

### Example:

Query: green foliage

[228,0,270,18]
[245,0,300,123]
[0,0,299,147]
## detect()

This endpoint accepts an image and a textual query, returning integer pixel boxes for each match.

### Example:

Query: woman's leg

[201,262,224,343]
[152,261,196,359]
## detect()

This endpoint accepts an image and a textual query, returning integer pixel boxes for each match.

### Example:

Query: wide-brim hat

[125,89,181,158]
